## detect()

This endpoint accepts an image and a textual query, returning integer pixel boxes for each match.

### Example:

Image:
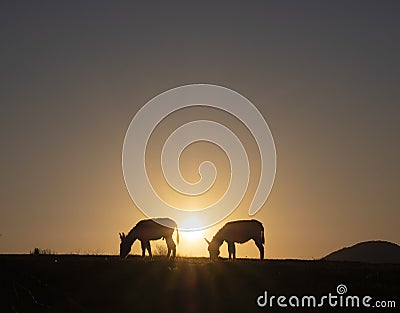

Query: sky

[0,1,399,259]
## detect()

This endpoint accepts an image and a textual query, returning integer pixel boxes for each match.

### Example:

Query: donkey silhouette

[205,219,265,260]
[119,218,179,259]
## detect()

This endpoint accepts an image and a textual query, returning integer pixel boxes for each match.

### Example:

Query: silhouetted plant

[31,247,53,255]
[153,243,168,256]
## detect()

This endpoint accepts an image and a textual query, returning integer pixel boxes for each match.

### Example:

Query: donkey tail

[176,226,180,245]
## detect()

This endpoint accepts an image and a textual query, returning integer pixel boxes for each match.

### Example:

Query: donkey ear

[119,233,124,241]
[204,238,211,245]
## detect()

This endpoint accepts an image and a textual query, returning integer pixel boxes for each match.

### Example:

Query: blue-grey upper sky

[0,1,399,258]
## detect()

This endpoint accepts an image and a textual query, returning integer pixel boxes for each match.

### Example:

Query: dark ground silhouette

[1,255,399,313]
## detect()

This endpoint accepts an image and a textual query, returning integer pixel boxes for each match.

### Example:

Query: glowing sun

[181,230,204,242]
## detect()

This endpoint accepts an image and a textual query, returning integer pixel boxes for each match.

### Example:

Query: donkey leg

[146,241,152,258]
[165,235,171,257]
[140,240,146,257]
[255,240,264,260]
[228,242,235,260]
[166,237,176,259]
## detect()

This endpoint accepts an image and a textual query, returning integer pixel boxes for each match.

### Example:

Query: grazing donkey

[119,218,179,259]
[205,219,265,261]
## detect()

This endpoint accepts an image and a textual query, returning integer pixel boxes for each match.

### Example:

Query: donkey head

[205,238,220,261]
[119,232,131,258]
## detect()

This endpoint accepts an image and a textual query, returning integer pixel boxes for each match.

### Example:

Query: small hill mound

[323,240,400,263]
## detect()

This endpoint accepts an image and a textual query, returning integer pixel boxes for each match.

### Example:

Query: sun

[181,229,204,242]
